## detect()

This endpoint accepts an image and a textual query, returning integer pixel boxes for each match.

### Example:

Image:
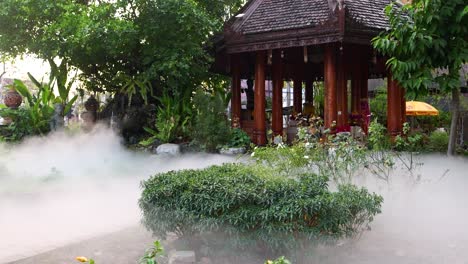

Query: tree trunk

[447,88,460,156]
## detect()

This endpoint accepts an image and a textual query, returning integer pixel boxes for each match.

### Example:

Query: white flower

[304,155,310,159]
[251,152,255,157]
[305,142,311,147]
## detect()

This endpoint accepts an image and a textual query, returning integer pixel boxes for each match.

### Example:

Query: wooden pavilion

[215,0,406,145]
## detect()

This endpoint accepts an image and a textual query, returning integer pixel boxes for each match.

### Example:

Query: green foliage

[192,90,231,152]
[394,123,425,152]
[265,256,292,264]
[372,0,467,96]
[48,59,79,116]
[0,78,56,141]
[252,143,309,177]
[141,92,192,145]
[139,240,164,264]
[367,120,391,151]
[118,74,154,106]
[427,130,449,152]
[226,128,251,148]
[372,0,467,155]
[0,108,36,141]
[369,86,388,125]
[0,0,245,98]
[140,163,383,255]
[312,82,325,117]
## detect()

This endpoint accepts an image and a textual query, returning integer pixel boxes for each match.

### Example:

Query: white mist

[0,126,235,263]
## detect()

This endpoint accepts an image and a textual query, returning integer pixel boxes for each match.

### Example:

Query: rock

[169,250,196,264]
[156,143,181,156]
[273,135,283,145]
[219,147,246,155]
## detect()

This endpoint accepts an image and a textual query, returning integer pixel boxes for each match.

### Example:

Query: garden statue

[81,96,99,131]
[232,116,240,129]
[50,103,64,131]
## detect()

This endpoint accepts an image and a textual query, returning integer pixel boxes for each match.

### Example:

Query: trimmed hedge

[139,163,382,250]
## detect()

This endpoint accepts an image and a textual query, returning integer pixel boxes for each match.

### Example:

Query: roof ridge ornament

[328,0,345,12]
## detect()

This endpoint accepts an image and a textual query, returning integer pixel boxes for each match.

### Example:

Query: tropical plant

[140,91,192,145]
[48,59,79,116]
[118,73,154,106]
[0,77,56,140]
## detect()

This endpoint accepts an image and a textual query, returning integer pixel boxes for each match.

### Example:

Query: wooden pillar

[401,87,406,126]
[336,48,348,130]
[351,47,361,114]
[231,54,241,127]
[272,50,283,137]
[254,50,267,145]
[293,68,303,114]
[305,79,314,104]
[387,71,404,137]
[324,45,337,130]
[360,48,370,134]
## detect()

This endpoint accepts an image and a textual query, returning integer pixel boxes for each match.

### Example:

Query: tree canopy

[372,0,467,96]
[372,0,467,155]
[0,0,245,96]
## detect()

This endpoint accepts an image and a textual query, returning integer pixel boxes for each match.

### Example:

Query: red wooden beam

[272,50,283,137]
[324,45,337,130]
[230,54,242,128]
[254,50,267,145]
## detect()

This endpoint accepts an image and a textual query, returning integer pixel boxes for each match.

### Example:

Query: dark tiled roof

[241,0,330,34]
[346,0,391,30]
[234,0,394,35]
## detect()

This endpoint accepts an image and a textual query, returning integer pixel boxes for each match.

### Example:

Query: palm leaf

[12,79,33,106]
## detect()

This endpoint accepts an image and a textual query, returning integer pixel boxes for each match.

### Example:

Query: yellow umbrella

[406,101,439,116]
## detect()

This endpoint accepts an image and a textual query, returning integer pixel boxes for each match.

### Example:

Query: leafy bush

[427,130,449,152]
[191,90,231,152]
[140,163,383,253]
[367,119,391,150]
[0,107,42,141]
[226,128,251,148]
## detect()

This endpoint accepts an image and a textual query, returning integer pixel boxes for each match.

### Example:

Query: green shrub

[369,86,388,125]
[427,130,449,152]
[0,106,52,142]
[140,163,383,253]
[191,90,231,152]
[140,92,192,145]
[226,128,251,148]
